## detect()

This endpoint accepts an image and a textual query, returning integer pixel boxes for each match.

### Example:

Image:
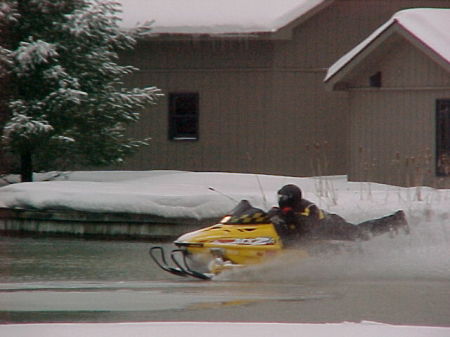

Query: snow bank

[0,171,450,231]
[1,321,449,337]
[0,171,449,224]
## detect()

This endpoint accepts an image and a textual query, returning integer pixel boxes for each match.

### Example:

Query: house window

[369,71,382,87]
[169,93,199,140]
[436,99,450,176]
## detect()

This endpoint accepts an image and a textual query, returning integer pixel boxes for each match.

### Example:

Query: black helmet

[277,184,302,210]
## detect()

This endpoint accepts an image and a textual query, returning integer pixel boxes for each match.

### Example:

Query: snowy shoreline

[0,170,449,239]
[0,170,449,223]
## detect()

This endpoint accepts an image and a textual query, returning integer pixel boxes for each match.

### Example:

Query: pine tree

[0,0,161,182]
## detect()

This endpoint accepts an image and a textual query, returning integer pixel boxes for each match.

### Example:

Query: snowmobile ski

[170,249,213,280]
[149,246,187,278]
[149,246,212,280]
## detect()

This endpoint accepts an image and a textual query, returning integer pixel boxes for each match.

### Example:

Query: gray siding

[347,40,450,187]
[350,40,450,88]
[122,65,276,174]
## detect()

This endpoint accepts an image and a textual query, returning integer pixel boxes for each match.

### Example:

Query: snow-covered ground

[1,170,449,225]
[1,321,450,337]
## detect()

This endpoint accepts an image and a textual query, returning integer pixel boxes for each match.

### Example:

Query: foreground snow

[1,321,450,337]
[0,171,449,225]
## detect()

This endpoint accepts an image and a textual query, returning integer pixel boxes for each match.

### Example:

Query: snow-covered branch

[2,112,53,141]
[13,39,59,75]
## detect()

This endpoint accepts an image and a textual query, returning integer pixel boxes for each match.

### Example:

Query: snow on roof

[325,8,450,83]
[117,0,328,35]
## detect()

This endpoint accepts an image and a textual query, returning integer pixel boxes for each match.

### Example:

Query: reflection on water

[0,236,172,282]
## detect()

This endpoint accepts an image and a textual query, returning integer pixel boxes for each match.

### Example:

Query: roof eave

[137,30,289,41]
[324,21,398,90]
[272,0,334,40]
[133,0,334,42]
[325,19,450,91]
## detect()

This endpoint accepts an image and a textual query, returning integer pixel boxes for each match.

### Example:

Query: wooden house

[325,8,450,187]
[117,0,450,182]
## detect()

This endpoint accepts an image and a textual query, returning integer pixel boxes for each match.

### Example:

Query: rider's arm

[299,203,325,220]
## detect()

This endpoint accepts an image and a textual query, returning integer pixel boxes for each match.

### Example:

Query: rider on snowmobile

[268,184,407,246]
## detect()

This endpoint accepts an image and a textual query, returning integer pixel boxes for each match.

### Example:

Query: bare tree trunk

[20,149,33,182]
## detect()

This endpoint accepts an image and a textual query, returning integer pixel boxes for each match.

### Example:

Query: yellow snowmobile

[149,200,305,280]
[149,199,409,280]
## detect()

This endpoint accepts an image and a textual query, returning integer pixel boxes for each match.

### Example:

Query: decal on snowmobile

[221,212,269,224]
[212,237,275,246]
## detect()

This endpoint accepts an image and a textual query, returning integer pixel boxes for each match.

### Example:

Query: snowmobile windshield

[220,200,270,225]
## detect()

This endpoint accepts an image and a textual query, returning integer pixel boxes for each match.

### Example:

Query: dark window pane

[174,96,197,115]
[169,93,199,140]
[369,71,382,87]
[174,116,197,135]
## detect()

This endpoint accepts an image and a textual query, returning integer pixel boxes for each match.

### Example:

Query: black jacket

[268,198,325,244]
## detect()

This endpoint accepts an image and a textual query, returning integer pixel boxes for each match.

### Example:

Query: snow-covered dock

[0,207,215,240]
